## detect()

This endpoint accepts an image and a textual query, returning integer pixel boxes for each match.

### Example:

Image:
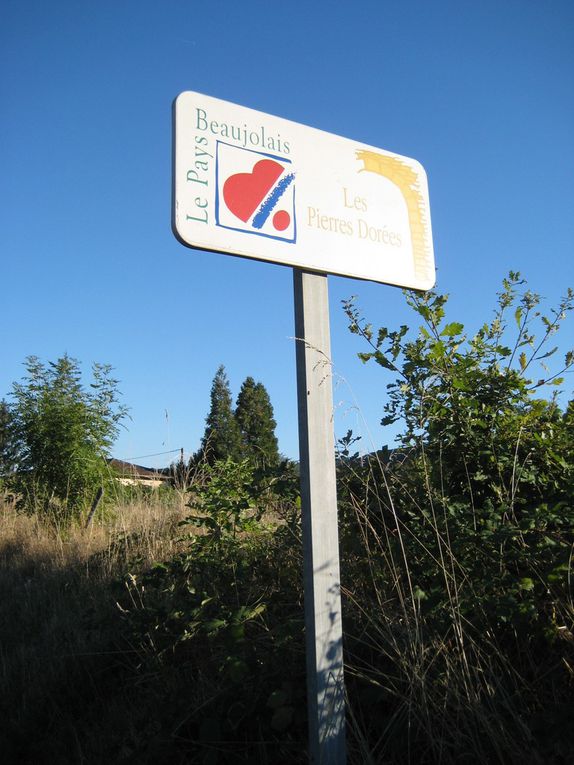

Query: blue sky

[2,0,573,467]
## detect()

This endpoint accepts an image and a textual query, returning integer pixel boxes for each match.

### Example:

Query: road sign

[173,91,435,290]
[173,92,436,764]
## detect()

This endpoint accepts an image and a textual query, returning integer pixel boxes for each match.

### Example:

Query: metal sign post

[294,268,346,765]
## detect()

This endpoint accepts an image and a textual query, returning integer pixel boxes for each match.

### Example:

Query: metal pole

[293,268,346,765]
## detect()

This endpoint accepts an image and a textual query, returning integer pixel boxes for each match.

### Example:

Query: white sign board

[173,91,435,290]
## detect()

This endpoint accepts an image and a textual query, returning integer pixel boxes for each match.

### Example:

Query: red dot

[273,210,290,231]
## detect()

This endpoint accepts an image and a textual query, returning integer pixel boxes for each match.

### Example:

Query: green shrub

[339,273,574,762]
[114,462,307,761]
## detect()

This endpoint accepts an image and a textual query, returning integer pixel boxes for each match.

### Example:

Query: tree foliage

[9,354,127,521]
[199,368,281,476]
[235,376,280,470]
[200,365,243,464]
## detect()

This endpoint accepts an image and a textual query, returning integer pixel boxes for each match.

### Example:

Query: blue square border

[215,141,297,244]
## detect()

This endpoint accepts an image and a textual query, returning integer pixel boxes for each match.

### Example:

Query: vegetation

[0,492,191,764]
[197,366,284,498]
[235,376,280,471]
[201,365,244,463]
[1,274,572,762]
[339,273,574,762]
[7,354,127,523]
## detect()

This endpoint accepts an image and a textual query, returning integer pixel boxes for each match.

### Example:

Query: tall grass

[0,492,188,763]
[339,450,574,764]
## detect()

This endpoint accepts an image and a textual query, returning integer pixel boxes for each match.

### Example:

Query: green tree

[10,354,127,521]
[201,365,242,463]
[235,377,280,471]
[0,399,19,479]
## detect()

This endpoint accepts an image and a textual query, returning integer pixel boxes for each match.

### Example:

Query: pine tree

[235,377,280,470]
[201,365,243,463]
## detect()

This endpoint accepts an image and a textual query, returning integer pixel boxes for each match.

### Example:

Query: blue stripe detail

[252,173,295,229]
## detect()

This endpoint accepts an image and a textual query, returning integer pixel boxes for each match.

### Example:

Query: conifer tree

[201,365,243,463]
[235,377,280,470]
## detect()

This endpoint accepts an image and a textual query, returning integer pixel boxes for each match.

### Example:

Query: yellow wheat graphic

[356,150,433,287]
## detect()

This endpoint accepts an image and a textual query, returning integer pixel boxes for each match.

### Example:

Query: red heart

[223,159,283,222]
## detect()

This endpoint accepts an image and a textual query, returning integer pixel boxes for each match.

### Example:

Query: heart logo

[223,159,284,222]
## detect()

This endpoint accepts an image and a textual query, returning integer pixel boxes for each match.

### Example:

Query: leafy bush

[339,274,574,762]
[342,274,574,629]
[185,457,260,542]
[115,461,307,761]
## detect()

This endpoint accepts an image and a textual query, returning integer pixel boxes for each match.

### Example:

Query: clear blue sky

[2,0,573,467]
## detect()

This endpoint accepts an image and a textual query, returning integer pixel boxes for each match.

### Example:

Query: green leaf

[203,619,226,634]
[535,346,558,361]
[413,585,427,601]
[451,377,470,391]
[429,341,446,359]
[548,563,569,583]
[519,352,527,371]
[377,327,389,345]
[440,322,464,337]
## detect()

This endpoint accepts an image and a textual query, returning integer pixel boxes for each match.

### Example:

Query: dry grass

[0,492,190,763]
[0,491,188,574]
